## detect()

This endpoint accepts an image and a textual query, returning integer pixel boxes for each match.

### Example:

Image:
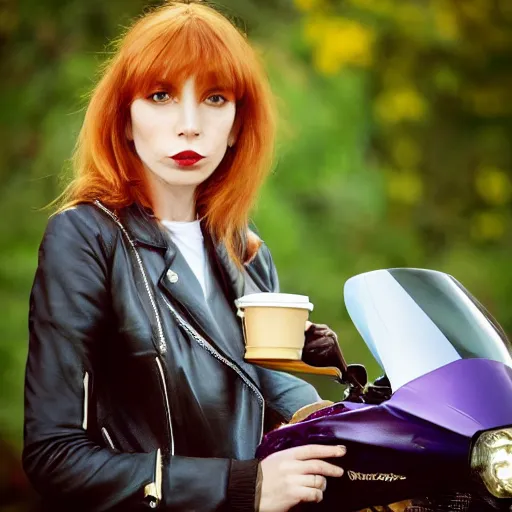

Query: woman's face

[129,76,236,189]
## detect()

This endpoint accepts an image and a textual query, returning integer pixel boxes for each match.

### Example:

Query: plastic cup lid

[235,292,314,311]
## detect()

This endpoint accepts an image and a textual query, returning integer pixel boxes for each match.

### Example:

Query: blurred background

[1,0,511,508]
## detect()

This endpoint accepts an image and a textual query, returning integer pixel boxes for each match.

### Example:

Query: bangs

[122,12,250,102]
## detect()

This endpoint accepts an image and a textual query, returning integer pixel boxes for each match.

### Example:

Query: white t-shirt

[161,219,208,297]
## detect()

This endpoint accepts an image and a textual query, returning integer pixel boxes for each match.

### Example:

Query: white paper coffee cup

[235,293,314,361]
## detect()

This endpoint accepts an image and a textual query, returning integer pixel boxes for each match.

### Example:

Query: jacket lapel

[158,241,229,350]
[118,202,168,250]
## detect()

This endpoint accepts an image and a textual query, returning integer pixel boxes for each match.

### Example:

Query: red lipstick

[170,150,205,167]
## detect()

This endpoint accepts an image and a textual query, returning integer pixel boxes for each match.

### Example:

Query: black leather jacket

[23,202,320,511]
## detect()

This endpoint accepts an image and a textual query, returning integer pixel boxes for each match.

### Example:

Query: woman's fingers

[285,444,345,477]
[300,459,344,478]
[297,487,324,503]
[295,474,327,491]
[259,444,346,512]
[288,444,346,461]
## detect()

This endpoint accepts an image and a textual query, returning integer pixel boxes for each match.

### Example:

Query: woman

[23,2,346,511]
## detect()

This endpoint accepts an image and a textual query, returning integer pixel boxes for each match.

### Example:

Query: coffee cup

[235,293,314,361]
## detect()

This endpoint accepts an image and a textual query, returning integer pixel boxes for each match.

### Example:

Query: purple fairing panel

[387,358,512,437]
[256,396,467,463]
[256,359,512,461]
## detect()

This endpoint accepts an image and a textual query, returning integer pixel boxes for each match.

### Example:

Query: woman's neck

[145,172,197,222]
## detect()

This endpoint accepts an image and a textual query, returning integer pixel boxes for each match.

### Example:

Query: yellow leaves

[304,16,374,74]
[294,0,324,13]
[475,167,512,205]
[471,167,510,241]
[375,87,428,124]
[471,212,506,241]
[433,0,460,41]
[394,4,427,33]
[386,170,423,205]
[391,137,422,169]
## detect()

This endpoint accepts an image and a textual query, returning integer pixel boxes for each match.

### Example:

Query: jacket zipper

[93,200,167,354]
[155,357,175,455]
[144,448,162,509]
[160,295,266,443]
[82,372,89,430]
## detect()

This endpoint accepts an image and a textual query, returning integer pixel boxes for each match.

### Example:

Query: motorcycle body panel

[256,269,512,510]
[257,359,512,510]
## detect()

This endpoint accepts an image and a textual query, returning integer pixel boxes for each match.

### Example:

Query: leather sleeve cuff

[227,459,260,512]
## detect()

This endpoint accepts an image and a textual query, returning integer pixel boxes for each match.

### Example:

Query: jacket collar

[115,203,250,302]
[119,202,250,298]
[117,202,168,250]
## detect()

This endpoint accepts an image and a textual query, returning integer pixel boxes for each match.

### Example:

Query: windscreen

[344,268,512,391]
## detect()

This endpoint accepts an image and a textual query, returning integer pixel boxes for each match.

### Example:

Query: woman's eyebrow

[149,79,176,91]
[202,84,232,93]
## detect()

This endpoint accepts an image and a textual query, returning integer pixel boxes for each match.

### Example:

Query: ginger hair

[58,1,276,265]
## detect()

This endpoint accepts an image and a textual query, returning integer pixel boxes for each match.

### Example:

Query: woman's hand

[258,444,346,512]
[303,322,347,375]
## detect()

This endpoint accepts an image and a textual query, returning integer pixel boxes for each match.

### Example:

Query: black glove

[303,323,368,392]
[302,323,347,375]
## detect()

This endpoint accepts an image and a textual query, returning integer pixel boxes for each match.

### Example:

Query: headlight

[471,427,512,498]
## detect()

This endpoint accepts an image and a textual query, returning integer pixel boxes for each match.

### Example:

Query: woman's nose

[176,100,202,139]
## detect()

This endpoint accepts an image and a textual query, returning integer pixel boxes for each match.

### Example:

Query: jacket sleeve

[23,208,257,512]
[254,244,321,423]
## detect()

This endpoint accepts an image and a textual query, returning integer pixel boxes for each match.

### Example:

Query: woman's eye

[205,94,227,106]
[151,91,170,103]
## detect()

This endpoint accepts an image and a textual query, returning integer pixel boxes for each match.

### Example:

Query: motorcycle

[255,268,512,511]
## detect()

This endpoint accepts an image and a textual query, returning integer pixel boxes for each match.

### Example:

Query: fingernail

[337,445,346,456]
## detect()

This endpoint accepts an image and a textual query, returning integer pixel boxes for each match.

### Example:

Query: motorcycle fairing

[388,358,512,437]
[256,359,512,511]
[344,268,512,391]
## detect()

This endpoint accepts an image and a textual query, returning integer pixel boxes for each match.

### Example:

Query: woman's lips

[170,150,205,167]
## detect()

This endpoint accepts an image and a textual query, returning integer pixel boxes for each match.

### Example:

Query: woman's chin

[148,166,214,188]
